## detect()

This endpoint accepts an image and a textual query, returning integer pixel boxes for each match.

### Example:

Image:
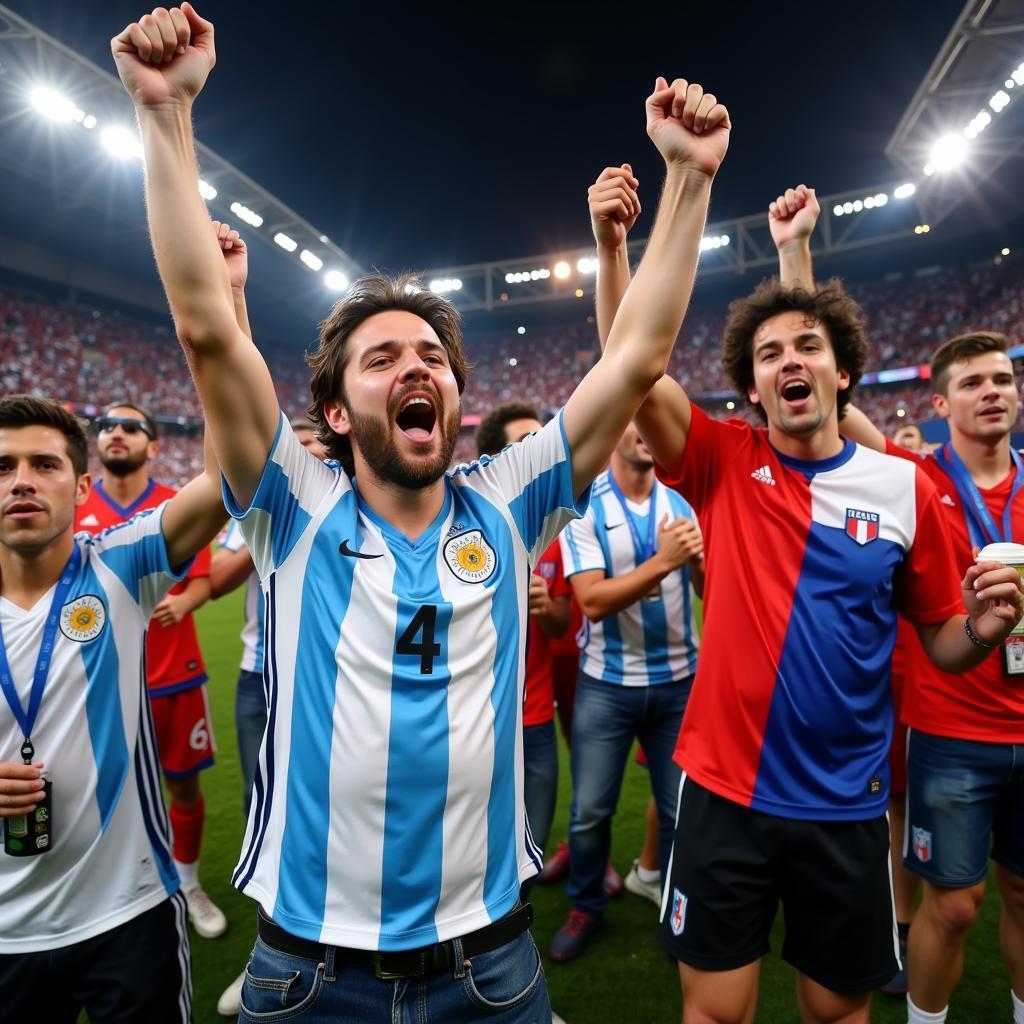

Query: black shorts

[659,777,899,994]
[0,892,191,1024]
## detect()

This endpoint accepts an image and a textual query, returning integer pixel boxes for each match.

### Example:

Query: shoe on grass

[624,860,662,906]
[538,840,570,884]
[185,885,228,939]
[603,860,624,897]
[549,909,601,962]
[217,969,245,1016]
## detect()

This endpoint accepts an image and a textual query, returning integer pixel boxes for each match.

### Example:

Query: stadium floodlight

[1003,247,1011,256]
[894,183,916,199]
[198,179,217,201]
[101,125,143,161]
[83,114,97,130]
[229,202,263,228]
[273,232,298,252]
[319,234,329,243]
[990,90,1011,113]
[29,86,79,123]
[300,250,323,271]
[577,256,597,275]
[721,235,730,246]
[926,134,967,173]
[1014,64,1024,87]
[517,326,526,335]
[509,357,518,367]
[553,260,571,280]
[324,269,348,291]
[575,288,584,298]
[504,273,515,284]
[429,278,462,294]
[843,201,854,214]
[864,196,876,209]
[874,193,887,207]
[833,204,845,217]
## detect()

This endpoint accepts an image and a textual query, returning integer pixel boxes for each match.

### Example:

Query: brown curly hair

[720,277,870,423]
[307,272,469,471]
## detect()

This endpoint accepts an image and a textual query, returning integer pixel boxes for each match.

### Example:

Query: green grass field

[191,592,1012,1023]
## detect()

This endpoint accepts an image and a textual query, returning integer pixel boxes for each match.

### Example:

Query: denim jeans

[236,668,268,818]
[521,720,558,899]
[238,929,551,1023]
[567,671,692,916]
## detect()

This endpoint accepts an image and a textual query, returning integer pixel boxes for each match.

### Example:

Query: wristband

[964,616,998,649]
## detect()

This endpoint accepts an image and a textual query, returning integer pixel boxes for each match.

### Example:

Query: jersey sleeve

[89,501,191,619]
[453,408,591,566]
[560,508,606,578]
[894,468,966,625]
[221,408,339,579]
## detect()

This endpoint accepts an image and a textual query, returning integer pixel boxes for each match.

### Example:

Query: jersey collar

[94,477,156,518]
[773,438,856,477]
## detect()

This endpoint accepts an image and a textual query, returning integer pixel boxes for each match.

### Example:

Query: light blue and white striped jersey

[221,520,263,674]
[560,470,700,686]
[0,507,186,952]
[227,408,588,951]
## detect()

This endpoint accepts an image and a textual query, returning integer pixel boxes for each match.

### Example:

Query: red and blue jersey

[656,406,962,821]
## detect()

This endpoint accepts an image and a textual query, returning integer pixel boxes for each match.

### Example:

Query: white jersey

[561,470,700,686]
[221,520,263,674]
[0,508,184,952]
[228,409,587,951]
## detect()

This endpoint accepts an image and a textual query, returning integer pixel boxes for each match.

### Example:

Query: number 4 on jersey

[396,604,441,675]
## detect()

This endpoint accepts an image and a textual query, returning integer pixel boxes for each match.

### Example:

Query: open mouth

[781,379,812,405]
[394,395,438,444]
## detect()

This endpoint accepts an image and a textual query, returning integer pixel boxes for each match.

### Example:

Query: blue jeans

[238,929,551,1023]
[567,671,692,917]
[236,669,268,818]
[521,720,558,900]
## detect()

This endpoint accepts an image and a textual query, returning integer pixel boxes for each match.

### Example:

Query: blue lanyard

[0,544,80,762]
[934,443,1024,548]
[607,473,658,563]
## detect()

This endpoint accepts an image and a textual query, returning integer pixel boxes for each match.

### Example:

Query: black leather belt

[257,903,533,980]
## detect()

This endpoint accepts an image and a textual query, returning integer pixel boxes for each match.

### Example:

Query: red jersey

[524,541,572,727]
[76,478,210,696]
[656,407,962,820]
[885,439,1024,742]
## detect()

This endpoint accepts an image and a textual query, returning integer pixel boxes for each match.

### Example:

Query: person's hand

[0,761,44,818]
[111,3,216,109]
[529,573,552,618]
[962,561,1024,645]
[646,77,730,177]
[656,515,703,571]
[213,220,248,291]
[152,592,190,627]
[589,165,641,252]
[769,184,820,251]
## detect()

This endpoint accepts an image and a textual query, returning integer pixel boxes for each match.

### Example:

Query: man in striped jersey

[116,5,731,1018]
[0,395,226,1022]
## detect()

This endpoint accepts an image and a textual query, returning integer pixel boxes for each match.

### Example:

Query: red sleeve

[186,544,212,579]
[894,468,966,625]
[653,403,724,513]
[551,544,571,599]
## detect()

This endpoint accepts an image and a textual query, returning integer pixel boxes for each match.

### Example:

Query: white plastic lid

[976,542,1024,565]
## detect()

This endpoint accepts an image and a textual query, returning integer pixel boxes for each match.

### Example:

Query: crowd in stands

[1,253,1021,486]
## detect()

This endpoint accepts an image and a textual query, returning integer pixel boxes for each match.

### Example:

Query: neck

[101,468,150,508]
[610,456,655,502]
[767,422,845,462]
[949,429,1012,488]
[354,468,446,541]
[0,530,75,611]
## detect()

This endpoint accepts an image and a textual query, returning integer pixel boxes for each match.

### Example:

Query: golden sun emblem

[457,544,486,570]
[72,608,96,631]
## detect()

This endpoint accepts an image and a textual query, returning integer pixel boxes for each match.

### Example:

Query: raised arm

[112,4,278,508]
[563,78,730,495]
[769,184,819,290]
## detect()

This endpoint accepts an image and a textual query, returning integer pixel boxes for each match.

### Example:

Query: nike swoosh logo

[339,539,383,559]
[604,523,622,531]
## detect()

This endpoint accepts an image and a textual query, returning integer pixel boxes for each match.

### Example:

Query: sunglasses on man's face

[96,417,155,439]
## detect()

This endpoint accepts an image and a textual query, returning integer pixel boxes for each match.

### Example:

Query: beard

[348,399,461,490]
[99,448,148,477]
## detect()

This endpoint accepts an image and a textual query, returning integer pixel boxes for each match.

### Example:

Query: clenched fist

[646,77,730,178]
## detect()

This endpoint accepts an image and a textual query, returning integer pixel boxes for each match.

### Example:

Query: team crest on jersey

[59,595,106,643]
[912,826,932,863]
[846,508,880,546]
[538,561,556,581]
[444,530,497,583]
[670,888,687,936]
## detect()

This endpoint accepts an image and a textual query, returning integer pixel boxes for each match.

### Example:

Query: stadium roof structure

[0,3,362,325]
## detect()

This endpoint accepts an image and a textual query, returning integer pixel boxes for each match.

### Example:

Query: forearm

[138,103,235,345]
[690,557,705,600]
[210,547,255,598]
[778,239,813,290]
[595,244,632,350]
[918,616,993,674]
[575,557,672,622]
[232,286,252,341]
[175,576,212,614]
[603,168,711,383]
[535,596,570,637]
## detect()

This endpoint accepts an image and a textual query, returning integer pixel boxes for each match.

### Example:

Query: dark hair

[930,331,1009,396]
[0,395,89,476]
[288,416,318,433]
[103,400,158,440]
[307,272,469,470]
[475,402,541,456]
[721,277,870,423]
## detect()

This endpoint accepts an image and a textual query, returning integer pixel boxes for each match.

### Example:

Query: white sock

[175,858,199,891]
[636,864,660,884]
[907,995,947,1024]
[1012,988,1024,1024]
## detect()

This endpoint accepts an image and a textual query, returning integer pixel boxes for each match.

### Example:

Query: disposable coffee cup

[976,542,1024,636]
